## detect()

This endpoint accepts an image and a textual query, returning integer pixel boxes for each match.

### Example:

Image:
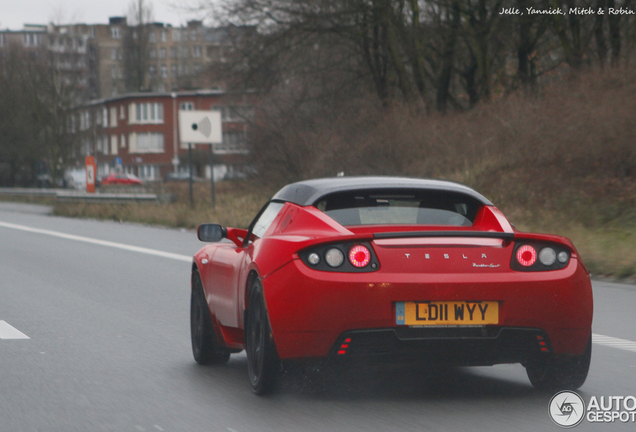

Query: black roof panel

[272,177,493,206]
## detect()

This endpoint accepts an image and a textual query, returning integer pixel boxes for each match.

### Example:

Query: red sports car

[190,177,593,394]
[100,173,143,186]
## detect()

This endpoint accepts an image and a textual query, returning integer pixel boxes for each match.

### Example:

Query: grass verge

[51,180,273,230]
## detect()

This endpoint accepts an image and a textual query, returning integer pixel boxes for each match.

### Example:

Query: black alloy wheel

[246,279,280,395]
[190,271,231,365]
[526,334,592,390]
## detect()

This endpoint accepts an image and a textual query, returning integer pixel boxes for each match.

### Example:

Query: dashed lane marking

[0,220,191,262]
[593,333,636,353]
[0,320,30,339]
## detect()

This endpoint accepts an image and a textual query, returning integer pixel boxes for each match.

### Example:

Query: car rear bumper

[329,327,554,367]
[262,258,593,361]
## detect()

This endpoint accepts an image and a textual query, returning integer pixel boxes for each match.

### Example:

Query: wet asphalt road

[1,202,635,431]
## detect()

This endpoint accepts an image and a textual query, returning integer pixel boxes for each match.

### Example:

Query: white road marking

[0,220,191,262]
[593,333,636,353]
[0,320,30,339]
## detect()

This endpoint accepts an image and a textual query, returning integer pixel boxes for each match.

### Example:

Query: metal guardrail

[0,188,174,204]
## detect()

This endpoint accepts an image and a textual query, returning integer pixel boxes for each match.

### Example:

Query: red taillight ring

[349,245,371,268]
[517,245,537,266]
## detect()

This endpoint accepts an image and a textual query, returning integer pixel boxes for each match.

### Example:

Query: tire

[190,271,231,365]
[246,279,280,395]
[526,335,592,390]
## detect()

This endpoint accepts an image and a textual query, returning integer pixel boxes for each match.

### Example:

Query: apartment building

[0,24,95,96]
[1,18,252,99]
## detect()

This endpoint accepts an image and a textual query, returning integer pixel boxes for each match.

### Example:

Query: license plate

[395,301,499,326]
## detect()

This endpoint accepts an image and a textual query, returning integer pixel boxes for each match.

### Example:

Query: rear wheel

[526,335,592,390]
[246,279,280,395]
[190,271,230,365]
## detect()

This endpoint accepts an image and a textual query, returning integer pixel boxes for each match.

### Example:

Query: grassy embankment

[45,69,636,280]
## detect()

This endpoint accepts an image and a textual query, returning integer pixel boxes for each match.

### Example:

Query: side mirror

[197,224,227,242]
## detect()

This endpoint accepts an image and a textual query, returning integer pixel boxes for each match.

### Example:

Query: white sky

[0,0,211,31]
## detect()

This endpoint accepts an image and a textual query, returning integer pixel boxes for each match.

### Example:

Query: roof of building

[271,176,493,206]
[81,89,227,107]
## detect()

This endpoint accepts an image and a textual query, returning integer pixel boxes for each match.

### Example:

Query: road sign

[86,156,96,193]
[178,110,222,144]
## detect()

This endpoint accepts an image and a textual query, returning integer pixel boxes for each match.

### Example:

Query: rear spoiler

[373,231,515,240]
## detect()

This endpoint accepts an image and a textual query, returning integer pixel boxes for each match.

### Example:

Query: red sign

[86,156,96,193]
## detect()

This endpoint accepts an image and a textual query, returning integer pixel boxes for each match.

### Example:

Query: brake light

[349,245,371,268]
[516,245,537,266]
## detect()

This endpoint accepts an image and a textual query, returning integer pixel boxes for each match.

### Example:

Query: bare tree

[123,0,154,92]
[0,43,81,186]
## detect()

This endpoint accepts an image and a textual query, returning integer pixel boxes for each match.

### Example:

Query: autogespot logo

[549,391,586,428]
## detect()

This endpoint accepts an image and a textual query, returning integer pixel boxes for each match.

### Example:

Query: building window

[110,135,118,155]
[149,49,156,59]
[111,48,117,60]
[111,27,121,39]
[149,32,157,43]
[191,30,197,41]
[109,107,118,127]
[130,102,164,124]
[180,102,194,111]
[161,31,167,42]
[23,33,39,47]
[192,46,202,57]
[120,134,126,148]
[219,131,247,152]
[120,105,125,119]
[170,47,177,59]
[170,64,177,77]
[212,105,254,122]
[129,132,164,153]
[138,164,160,180]
[172,29,180,41]
[160,65,167,78]
[79,111,90,131]
[101,136,109,154]
[159,48,166,59]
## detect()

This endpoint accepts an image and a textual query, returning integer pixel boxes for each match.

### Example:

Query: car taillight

[511,243,571,272]
[299,242,379,273]
[325,248,345,268]
[516,245,537,267]
[349,245,371,268]
[538,247,557,266]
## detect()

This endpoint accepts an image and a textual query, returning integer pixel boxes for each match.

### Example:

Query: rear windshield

[314,189,481,226]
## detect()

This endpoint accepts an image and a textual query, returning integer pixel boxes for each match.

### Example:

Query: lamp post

[171,93,179,173]
[209,144,215,209]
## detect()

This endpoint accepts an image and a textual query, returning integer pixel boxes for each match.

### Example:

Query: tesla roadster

[190,177,593,394]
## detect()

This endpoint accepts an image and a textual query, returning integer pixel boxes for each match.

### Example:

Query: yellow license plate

[395,301,499,326]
